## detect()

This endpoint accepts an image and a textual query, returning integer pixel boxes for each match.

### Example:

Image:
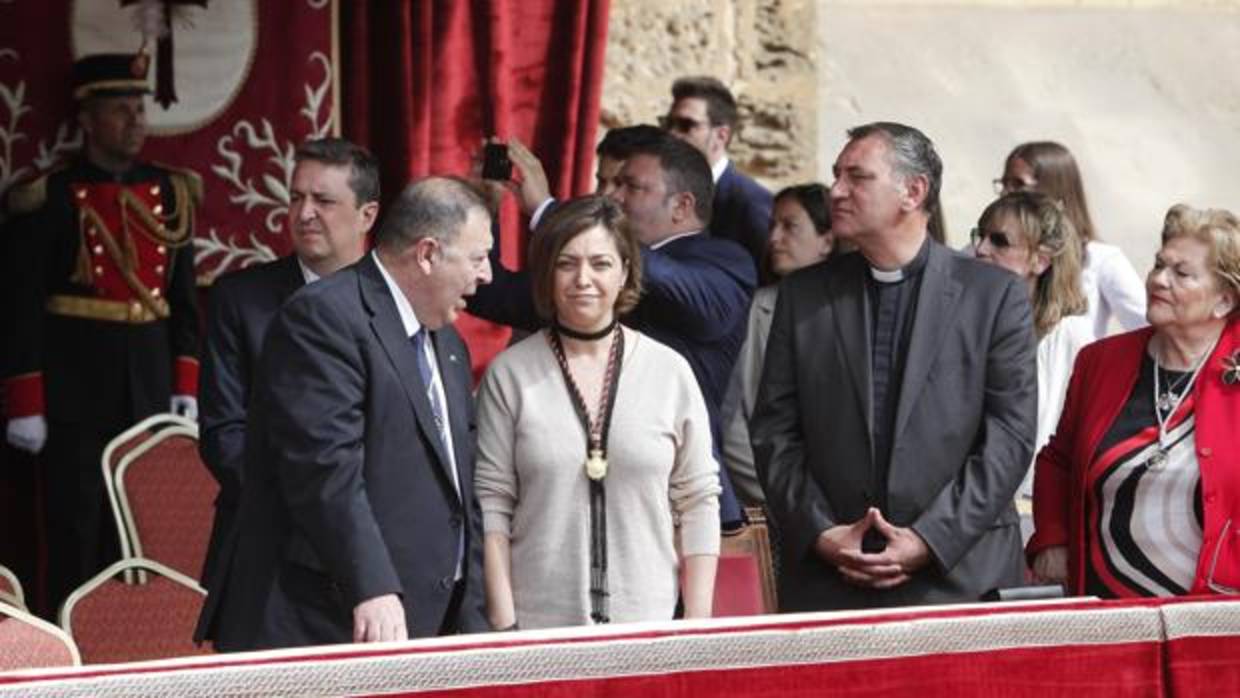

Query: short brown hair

[295,137,380,205]
[671,76,738,131]
[1161,203,1240,306]
[528,196,643,321]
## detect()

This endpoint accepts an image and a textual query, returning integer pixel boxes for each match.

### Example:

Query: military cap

[71,52,151,101]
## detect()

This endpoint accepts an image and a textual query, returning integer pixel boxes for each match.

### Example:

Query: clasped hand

[815,507,931,589]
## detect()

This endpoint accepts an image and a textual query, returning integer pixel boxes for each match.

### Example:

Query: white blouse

[1081,240,1147,340]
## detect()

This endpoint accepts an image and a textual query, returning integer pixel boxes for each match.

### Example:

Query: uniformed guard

[1,51,201,616]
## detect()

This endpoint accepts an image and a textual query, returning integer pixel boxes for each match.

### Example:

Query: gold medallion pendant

[585,449,608,481]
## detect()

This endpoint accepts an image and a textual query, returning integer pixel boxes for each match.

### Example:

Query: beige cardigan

[475,328,720,629]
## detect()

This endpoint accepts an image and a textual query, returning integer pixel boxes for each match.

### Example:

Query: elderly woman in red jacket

[1028,204,1240,596]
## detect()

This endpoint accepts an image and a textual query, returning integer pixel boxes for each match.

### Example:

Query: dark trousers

[0,444,45,614]
[42,421,121,619]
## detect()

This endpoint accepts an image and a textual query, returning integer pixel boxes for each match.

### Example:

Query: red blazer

[1028,317,1240,595]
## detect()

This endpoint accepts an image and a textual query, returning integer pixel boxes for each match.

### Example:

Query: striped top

[1085,355,1203,597]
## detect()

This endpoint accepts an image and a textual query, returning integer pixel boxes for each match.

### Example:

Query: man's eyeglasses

[970,228,1014,250]
[993,177,1037,194]
[659,115,706,134]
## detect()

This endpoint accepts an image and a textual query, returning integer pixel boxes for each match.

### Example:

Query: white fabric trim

[0,602,1164,697]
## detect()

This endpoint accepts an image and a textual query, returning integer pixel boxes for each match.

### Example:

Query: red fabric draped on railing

[340,0,610,376]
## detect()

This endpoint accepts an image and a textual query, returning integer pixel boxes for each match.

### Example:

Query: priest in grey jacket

[751,122,1036,611]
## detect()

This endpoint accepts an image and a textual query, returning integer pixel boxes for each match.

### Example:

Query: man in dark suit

[469,134,755,527]
[751,122,1037,612]
[2,53,200,617]
[213,177,493,650]
[662,76,772,272]
[194,138,379,643]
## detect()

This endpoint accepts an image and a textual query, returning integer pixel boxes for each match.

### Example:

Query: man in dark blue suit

[663,76,773,273]
[469,135,755,527]
[214,177,494,650]
[194,138,380,643]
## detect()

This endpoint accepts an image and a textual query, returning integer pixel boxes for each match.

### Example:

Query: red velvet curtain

[341,0,610,376]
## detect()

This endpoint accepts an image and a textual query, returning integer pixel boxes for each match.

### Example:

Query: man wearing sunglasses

[662,77,772,273]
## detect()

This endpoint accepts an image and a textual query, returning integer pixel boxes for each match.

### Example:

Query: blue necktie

[411,329,449,444]
[413,328,465,579]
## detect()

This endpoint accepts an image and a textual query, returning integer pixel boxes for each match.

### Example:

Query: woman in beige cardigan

[475,196,720,630]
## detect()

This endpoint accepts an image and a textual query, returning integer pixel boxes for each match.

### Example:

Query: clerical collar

[867,237,931,284]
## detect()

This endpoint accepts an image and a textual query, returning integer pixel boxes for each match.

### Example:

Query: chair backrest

[0,599,80,670]
[59,557,211,664]
[115,422,217,580]
[0,565,24,611]
[712,508,779,616]
[101,413,198,562]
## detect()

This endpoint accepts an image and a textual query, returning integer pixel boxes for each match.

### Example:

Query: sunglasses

[992,177,1038,194]
[659,115,706,134]
[970,228,1014,250]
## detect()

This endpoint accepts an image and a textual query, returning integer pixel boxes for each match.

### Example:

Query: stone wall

[818,1,1240,269]
[605,0,1240,277]
[602,0,819,190]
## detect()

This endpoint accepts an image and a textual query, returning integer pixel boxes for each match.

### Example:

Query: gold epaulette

[5,166,65,216]
[152,162,204,206]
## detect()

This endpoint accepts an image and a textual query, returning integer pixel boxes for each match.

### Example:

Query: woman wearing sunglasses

[1028,204,1240,597]
[997,142,1146,340]
[973,191,1093,520]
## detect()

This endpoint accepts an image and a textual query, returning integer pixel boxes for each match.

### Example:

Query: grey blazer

[751,243,1037,612]
[720,285,778,506]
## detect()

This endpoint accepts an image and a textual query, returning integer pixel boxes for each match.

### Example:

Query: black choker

[554,318,617,341]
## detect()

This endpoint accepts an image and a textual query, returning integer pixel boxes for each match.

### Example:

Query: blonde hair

[978,191,1088,338]
[1161,204,1240,311]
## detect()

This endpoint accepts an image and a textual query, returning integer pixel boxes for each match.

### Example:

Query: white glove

[6,415,48,454]
[170,395,198,421]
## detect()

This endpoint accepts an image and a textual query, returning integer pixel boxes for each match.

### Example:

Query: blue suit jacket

[469,225,756,524]
[712,162,773,273]
[195,254,304,642]
[214,255,487,650]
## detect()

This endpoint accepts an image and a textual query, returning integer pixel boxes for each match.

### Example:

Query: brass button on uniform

[94,265,104,276]
[92,244,104,255]
[149,185,160,196]
[75,188,87,200]
[156,245,167,256]
[153,204,163,215]
[155,264,165,275]
[152,288,162,298]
